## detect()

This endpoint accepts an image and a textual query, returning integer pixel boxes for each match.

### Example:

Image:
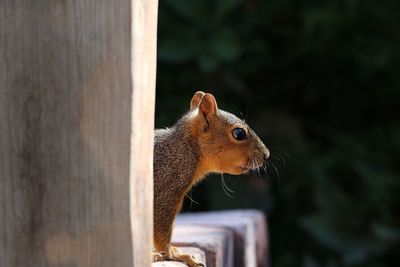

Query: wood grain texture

[0,0,157,266]
[130,0,158,265]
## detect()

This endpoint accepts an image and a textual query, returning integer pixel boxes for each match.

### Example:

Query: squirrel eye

[232,128,247,141]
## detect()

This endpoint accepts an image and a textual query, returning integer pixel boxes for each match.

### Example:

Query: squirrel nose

[263,148,270,161]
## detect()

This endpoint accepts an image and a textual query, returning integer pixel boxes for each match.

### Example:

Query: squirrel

[153,91,270,267]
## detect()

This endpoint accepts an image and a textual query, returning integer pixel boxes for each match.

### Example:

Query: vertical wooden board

[0,0,157,266]
[130,0,158,266]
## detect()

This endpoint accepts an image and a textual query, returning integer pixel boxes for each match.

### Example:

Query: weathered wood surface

[177,210,269,267]
[172,225,235,267]
[0,0,158,266]
[130,0,158,265]
[152,210,269,267]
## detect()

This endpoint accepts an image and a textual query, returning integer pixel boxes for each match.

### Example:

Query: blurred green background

[155,0,400,266]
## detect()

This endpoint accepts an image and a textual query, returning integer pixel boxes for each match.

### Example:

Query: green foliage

[156,0,400,266]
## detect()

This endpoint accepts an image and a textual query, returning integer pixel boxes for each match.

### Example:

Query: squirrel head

[188,91,270,176]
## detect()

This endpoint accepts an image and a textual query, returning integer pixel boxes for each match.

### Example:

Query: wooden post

[130,0,158,265]
[0,0,158,266]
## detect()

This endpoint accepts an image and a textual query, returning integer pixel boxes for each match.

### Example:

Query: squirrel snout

[263,148,270,161]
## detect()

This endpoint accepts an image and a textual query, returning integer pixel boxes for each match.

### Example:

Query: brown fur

[153,92,269,266]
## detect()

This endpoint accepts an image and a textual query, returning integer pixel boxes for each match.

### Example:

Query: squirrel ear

[190,91,206,110]
[199,93,218,116]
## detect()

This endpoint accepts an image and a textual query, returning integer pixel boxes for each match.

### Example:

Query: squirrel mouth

[241,167,251,174]
[239,164,253,174]
[239,159,264,174]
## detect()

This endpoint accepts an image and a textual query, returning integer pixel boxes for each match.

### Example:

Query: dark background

[155,1,400,266]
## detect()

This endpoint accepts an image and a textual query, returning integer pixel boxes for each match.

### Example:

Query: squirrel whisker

[185,191,199,212]
[220,173,235,198]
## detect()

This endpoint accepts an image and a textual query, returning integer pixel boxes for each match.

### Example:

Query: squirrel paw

[171,253,204,267]
[167,246,204,267]
[154,246,204,266]
[152,251,167,262]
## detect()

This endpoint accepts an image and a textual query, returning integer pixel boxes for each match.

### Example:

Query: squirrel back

[154,116,200,217]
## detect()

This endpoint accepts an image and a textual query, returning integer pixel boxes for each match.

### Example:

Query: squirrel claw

[152,251,167,262]
[189,254,204,266]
